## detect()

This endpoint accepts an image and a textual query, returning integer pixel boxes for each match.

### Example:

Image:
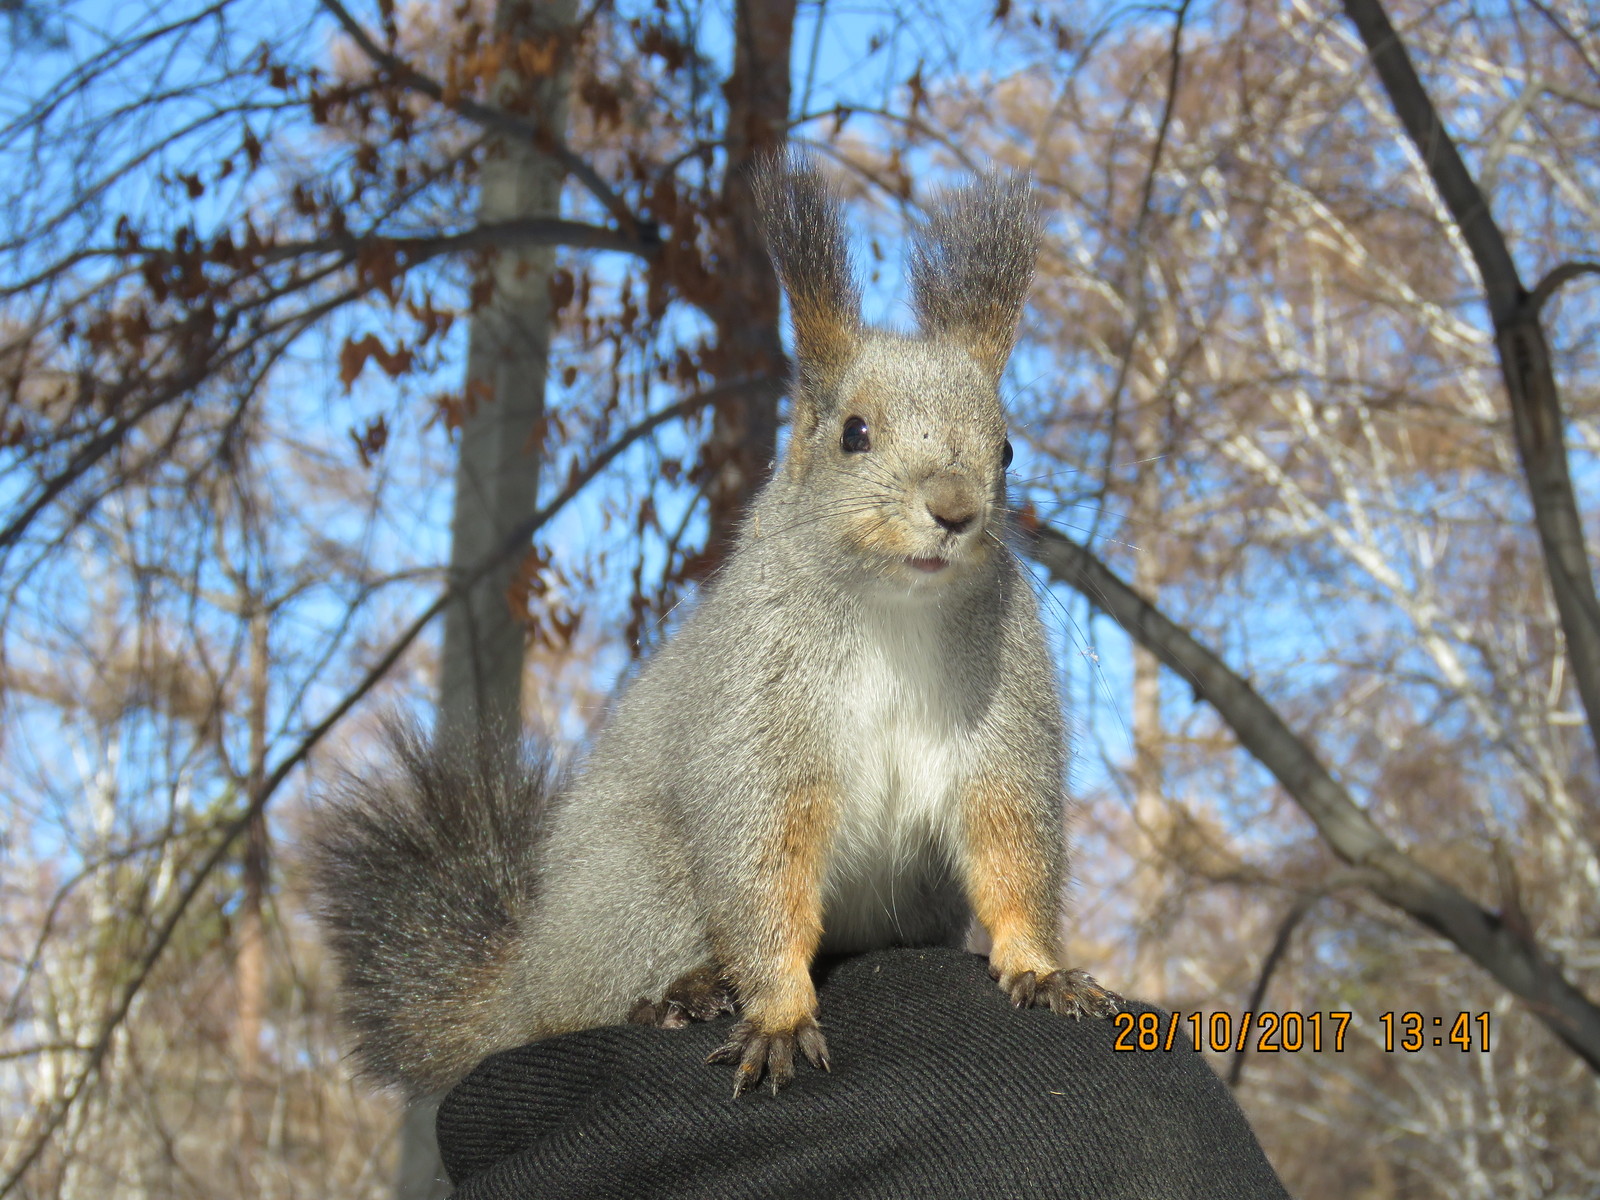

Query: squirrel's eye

[842,416,871,453]
[1002,439,1014,469]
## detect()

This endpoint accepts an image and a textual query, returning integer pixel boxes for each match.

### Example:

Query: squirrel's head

[754,154,1040,592]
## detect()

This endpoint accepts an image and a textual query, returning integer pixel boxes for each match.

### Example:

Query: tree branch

[264,215,660,264]
[1530,259,1600,315]
[1342,0,1600,760]
[1027,524,1600,1075]
[1340,0,1520,322]
[45,216,661,275]
[317,0,653,241]
[0,209,656,560]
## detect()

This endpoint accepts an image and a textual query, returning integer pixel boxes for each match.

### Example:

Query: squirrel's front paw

[706,1016,829,1097]
[629,963,737,1029]
[996,966,1120,1019]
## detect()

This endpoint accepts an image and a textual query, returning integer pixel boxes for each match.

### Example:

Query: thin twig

[1085,0,1191,550]
[1228,893,1316,1088]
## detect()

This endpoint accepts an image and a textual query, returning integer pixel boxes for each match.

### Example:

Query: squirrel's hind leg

[628,962,736,1028]
[627,958,830,1096]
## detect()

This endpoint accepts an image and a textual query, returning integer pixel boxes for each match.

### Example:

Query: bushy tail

[304,716,557,1099]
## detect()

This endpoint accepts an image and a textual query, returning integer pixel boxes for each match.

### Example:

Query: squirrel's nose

[930,506,975,534]
[924,474,980,534]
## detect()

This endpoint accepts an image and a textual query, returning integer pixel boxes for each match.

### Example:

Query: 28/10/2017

[1111,1010,1492,1054]
[1114,1010,1352,1053]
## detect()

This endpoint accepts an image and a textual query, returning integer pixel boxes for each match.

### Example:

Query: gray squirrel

[306,153,1118,1101]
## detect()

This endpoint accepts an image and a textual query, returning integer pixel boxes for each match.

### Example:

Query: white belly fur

[822,597,968,951]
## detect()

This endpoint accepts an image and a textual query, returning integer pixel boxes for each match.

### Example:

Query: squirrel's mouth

[907,556,950,574]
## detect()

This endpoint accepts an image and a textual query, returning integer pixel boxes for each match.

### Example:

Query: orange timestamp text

[1112,1010,1493,1053]
[1114,1010,1352,1053]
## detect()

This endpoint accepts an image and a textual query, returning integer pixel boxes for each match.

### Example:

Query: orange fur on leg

[730,782,836,1032]
[958,780,1063,985]
[706,782,838,1095]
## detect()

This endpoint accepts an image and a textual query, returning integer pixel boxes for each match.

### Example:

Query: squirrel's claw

[999,967,1120,1019]
[707,1016,829,1097]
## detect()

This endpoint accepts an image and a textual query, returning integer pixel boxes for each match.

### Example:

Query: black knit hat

[437,947,1292,1199]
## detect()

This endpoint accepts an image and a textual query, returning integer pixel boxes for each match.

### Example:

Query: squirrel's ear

[754,152,862,426]
[909,172,1041,381]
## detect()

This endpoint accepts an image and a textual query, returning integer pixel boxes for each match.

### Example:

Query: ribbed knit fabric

[436,947,1292,1199]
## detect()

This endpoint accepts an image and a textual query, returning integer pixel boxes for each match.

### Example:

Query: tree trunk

[1127,416,1168,996]
[232,612,269,1192]
[407,1,577,1196]
[697,0,795,570]
[436,0,577,745]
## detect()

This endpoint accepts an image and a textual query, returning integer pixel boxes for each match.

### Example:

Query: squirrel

[306,153,1118,1102]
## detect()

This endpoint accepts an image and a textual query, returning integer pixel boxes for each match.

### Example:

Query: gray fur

[752,150,860,338]
[909,172,1041,378]
[304,716,560,1097]
[751,151,862,433]
[308,157,1085,1100]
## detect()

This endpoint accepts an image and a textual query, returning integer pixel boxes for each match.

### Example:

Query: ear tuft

[752,151,862,412]
[909,172,1041,379]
